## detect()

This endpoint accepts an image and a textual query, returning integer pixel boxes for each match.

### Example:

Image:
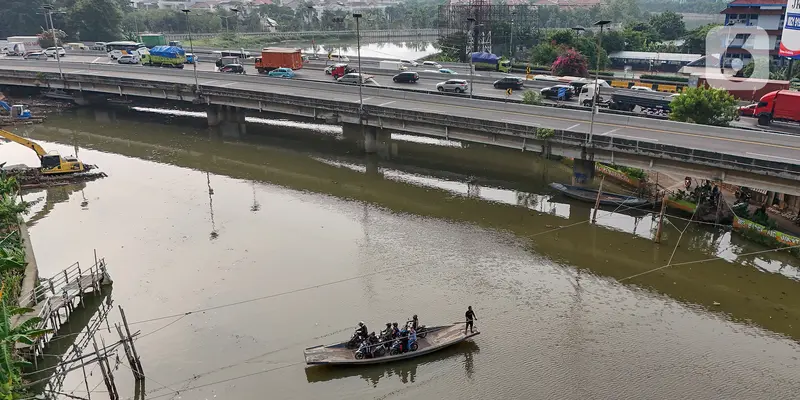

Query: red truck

[697,77,789,102]
[255,47,303,74]
[754,90,800,126]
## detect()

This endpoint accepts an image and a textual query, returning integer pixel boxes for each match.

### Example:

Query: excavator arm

[0,129,47,159]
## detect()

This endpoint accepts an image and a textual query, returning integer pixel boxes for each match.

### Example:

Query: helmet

[358,321,364,327]
[386,322,391,327]
[392,322,398,327]
[413,314,418,319]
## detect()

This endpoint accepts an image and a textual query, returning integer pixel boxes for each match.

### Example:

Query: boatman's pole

[591,176,604,224]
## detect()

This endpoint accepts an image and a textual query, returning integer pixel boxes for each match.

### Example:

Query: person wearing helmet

[391,322,400,338]
[409,315,419,331]
[356,321,368,341]
[380,323,393,343]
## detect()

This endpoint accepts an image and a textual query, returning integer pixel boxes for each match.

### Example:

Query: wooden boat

[304,323,479,365]
[550,182,650,207]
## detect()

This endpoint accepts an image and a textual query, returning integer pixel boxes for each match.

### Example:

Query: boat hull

[304,324,479,366]
[550,182,649,207]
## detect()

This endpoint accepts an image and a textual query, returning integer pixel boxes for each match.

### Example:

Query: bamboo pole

[654,194,668,243]
[591,176,605,224]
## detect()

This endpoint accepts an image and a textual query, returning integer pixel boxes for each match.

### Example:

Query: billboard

[779,0,800,58]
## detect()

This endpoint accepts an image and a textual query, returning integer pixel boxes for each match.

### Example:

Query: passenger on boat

[380,323,393,343]
[399,324,409,352]
[408,326,417,345]
[391,322,400,338]
[409,315,419,331]
[356,321,368,341]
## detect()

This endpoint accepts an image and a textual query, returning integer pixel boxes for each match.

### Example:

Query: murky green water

[2,107,798,399]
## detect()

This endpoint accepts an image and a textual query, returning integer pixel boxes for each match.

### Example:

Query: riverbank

[0,174,37,397]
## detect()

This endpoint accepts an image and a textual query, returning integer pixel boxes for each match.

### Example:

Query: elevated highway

[1,61,798,194]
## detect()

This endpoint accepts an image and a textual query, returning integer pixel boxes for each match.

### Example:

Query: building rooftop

[727,0,786,5]
[609,51,702,63]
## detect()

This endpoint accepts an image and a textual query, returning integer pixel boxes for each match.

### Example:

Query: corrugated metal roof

[608,51,702,63]
[728,0,786,5]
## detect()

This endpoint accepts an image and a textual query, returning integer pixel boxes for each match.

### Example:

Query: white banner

[780,0,800,58]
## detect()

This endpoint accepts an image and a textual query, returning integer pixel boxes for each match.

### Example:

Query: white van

[378,60,407,71]
[328,53,350,62]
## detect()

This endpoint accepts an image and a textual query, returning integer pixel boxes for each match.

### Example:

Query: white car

[337,73,370,84]
[436,79,469,93]
[24,52,48,60]
[630,86,655,92]
[44,47,66,58]
[422,61,442,69]
[400,59,418,67]
[117,54,140,64]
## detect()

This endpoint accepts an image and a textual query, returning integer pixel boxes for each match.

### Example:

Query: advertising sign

[780,0,800,58]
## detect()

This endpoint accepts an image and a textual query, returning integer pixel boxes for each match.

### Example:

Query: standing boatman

[464,306,477,334]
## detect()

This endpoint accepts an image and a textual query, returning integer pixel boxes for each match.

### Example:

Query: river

[1,106,798,399]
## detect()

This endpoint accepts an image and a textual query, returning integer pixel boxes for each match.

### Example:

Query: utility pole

[182,9,200,95]
[42,5,63,80]
[467,17,476,98]
[587,20,610,146]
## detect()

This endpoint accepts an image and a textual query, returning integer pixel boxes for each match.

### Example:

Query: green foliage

[669,86,738,127]
[0,0,48,38]
[611,164,646,181]
[0,175,35,399]
[67,0,123,40]
[530,43,560,66]
[535,128,555,139]
[682,24,720,54]
[38,28,68,49]
[648,11,686,41]
[639,0,725,14]
[521,90,543,105]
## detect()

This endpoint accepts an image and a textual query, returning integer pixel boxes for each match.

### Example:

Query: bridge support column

[207,105,223,127]
[342,123,390,154]
[572,158,595,184]
[209,106,247,138]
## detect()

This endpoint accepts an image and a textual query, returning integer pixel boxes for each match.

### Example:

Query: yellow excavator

[0,128,87,174]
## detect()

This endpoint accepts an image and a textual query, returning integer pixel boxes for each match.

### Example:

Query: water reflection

[304,341,479,386]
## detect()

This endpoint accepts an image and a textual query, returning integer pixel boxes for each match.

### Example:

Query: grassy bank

[0,174,45,398]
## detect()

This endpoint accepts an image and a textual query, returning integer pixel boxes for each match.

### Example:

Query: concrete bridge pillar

[342,123,390,154]
[572,158,595,184]
[208,105,247,137]
[207,105,223,127]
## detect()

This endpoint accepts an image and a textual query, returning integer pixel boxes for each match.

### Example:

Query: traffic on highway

[1,49,799,136]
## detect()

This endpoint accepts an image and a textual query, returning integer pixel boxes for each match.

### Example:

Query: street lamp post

[510,12,515,62]
[587,20,610,146]
[130,1,140,41]
[307,5,316,58]
[467,17,476,98]
[353,13,364,115]
[42,5,63,80]
[221,15,232,34]
[231,7,240,36]
[571,26,585,44]
[721,20,735,75]
[181,9,200,95]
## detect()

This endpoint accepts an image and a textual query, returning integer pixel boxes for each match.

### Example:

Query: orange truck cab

[255,47,303,74]
[753,90,800,126]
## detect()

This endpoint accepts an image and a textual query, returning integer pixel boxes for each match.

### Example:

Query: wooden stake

[591,176,605,224]
[100,336,119,400]
[93,338,117,400]
[116,323,141,380]
[654,194,668,243]
[119,306,144,379]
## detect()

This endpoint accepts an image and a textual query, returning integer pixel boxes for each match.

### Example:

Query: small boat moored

[549,182,650,207]
[304,323,479,366]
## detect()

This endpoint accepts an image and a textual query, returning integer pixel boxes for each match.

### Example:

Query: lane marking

[361,97,372,102]
[378,100,395,107]
[610,134,658,142]
[219,82,237,87]
[201,80,218,85]
[600,128,620,136]
[746,152,800,163]
[92,57,102,63]
[566,123,581,131]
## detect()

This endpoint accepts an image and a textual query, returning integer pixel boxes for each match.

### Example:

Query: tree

[0,0,47,38]
[552,48,589,77]
[38,28,68,49]
[649,11,686,41]
[669,86,738,127]
[682,24,720,54]
[530,43,560,66]
[66,0,122,41]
